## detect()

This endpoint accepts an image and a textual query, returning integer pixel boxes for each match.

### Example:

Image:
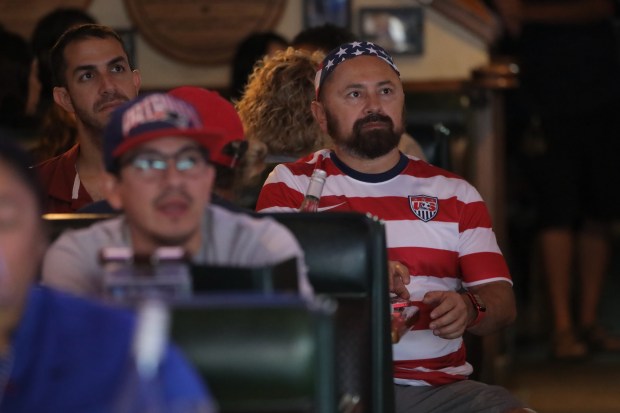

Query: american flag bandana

[314,41,400,99]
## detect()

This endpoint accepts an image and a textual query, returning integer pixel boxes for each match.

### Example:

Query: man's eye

[132,158,150,170]
[79,72,93,81]
[349,91,361,98]
[176,155,198,171]
[112,64,126,73]
[381,88,392,95]
[150,159,168,170]
[133,157,166,171]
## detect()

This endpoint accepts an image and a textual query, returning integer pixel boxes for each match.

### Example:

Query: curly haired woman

[235,47,331,208]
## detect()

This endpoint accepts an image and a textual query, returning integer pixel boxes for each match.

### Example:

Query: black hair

[229,31,288,101]
[292,23,356,53]
[0,140,46,214]
[31,7,97,102]
[51,24,131,87]
[0,27,33,127]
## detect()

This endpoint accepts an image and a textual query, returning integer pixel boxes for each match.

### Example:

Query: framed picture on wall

[304,0,350,29]
[358,7,425,55]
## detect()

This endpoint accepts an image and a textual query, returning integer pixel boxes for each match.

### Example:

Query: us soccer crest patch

[409,195,438,222]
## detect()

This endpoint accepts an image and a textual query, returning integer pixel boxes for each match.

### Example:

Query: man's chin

[151,230,195,249]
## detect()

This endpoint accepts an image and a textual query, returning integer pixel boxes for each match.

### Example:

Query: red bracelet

[464,292,487,328]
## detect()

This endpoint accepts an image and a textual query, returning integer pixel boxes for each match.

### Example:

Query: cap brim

[111,127,225,160]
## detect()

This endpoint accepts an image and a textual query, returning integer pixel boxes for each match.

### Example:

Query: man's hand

[388,260,410,300]
[424,282,517,338]
[423,291,470,339]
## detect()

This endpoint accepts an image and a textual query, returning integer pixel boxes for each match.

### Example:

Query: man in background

[33,24,140,213]
[28,7,97,162]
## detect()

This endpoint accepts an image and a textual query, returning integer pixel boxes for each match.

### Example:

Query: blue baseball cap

[103,93,225,172]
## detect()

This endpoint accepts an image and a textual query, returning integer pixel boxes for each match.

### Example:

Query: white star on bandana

[314,41,400,98]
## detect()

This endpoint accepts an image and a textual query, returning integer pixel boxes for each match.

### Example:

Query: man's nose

[364,93,383,114]
[161,161,185,186]
[99,73,117,94]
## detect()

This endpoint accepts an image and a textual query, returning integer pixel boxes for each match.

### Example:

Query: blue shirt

[0,286,212,412]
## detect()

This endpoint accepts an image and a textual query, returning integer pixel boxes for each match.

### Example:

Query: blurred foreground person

[169,86,249,206]
[42,93,312,298]
[0,140,212,412]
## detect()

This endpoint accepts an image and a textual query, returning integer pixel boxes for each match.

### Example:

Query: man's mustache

[354,113,394,131]
[154,188,192,207]
[94,93,129,112]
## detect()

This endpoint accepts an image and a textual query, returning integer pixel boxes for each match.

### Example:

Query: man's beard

[74,93,130,148]
[75,105,104,133]
[326,111,402,159]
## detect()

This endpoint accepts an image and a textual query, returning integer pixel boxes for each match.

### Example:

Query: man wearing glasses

[41,92,312,298]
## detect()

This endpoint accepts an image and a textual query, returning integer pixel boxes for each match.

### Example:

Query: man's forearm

[466,281,516,336]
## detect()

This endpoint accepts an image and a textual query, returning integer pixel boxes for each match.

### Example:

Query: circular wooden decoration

[123,0,287,65]
[0,0,92,39]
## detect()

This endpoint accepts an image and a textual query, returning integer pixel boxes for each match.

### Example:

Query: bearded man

[256,41,533,413]
[33,24,140,212]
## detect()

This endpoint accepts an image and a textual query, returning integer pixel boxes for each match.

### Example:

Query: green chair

[265,212,394,413]
[44,213,116,241]
[170,295,337,413]
[42,211,396,411]
[190,258,299,294]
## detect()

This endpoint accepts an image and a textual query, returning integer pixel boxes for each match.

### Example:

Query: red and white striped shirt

[256,149,512,386]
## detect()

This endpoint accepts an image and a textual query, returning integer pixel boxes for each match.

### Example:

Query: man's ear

[132,69,141,94]
[311,100,328,134]
[53,86,75,113]
[103,172,123,210]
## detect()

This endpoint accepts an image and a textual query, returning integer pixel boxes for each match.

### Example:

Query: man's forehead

[127,136,200,153]
[65,37,125,61]
[327,56,401,87]
[315,41,399,98]
[68,35,121,49]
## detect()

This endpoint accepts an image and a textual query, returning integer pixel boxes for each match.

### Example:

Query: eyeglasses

[121,147,209,181]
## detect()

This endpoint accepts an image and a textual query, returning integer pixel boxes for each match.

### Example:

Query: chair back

[44,213,116,241]
[42,211,395,412]
[190,257,298,294]
[170,295,337,413]
[265,212,394,413]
